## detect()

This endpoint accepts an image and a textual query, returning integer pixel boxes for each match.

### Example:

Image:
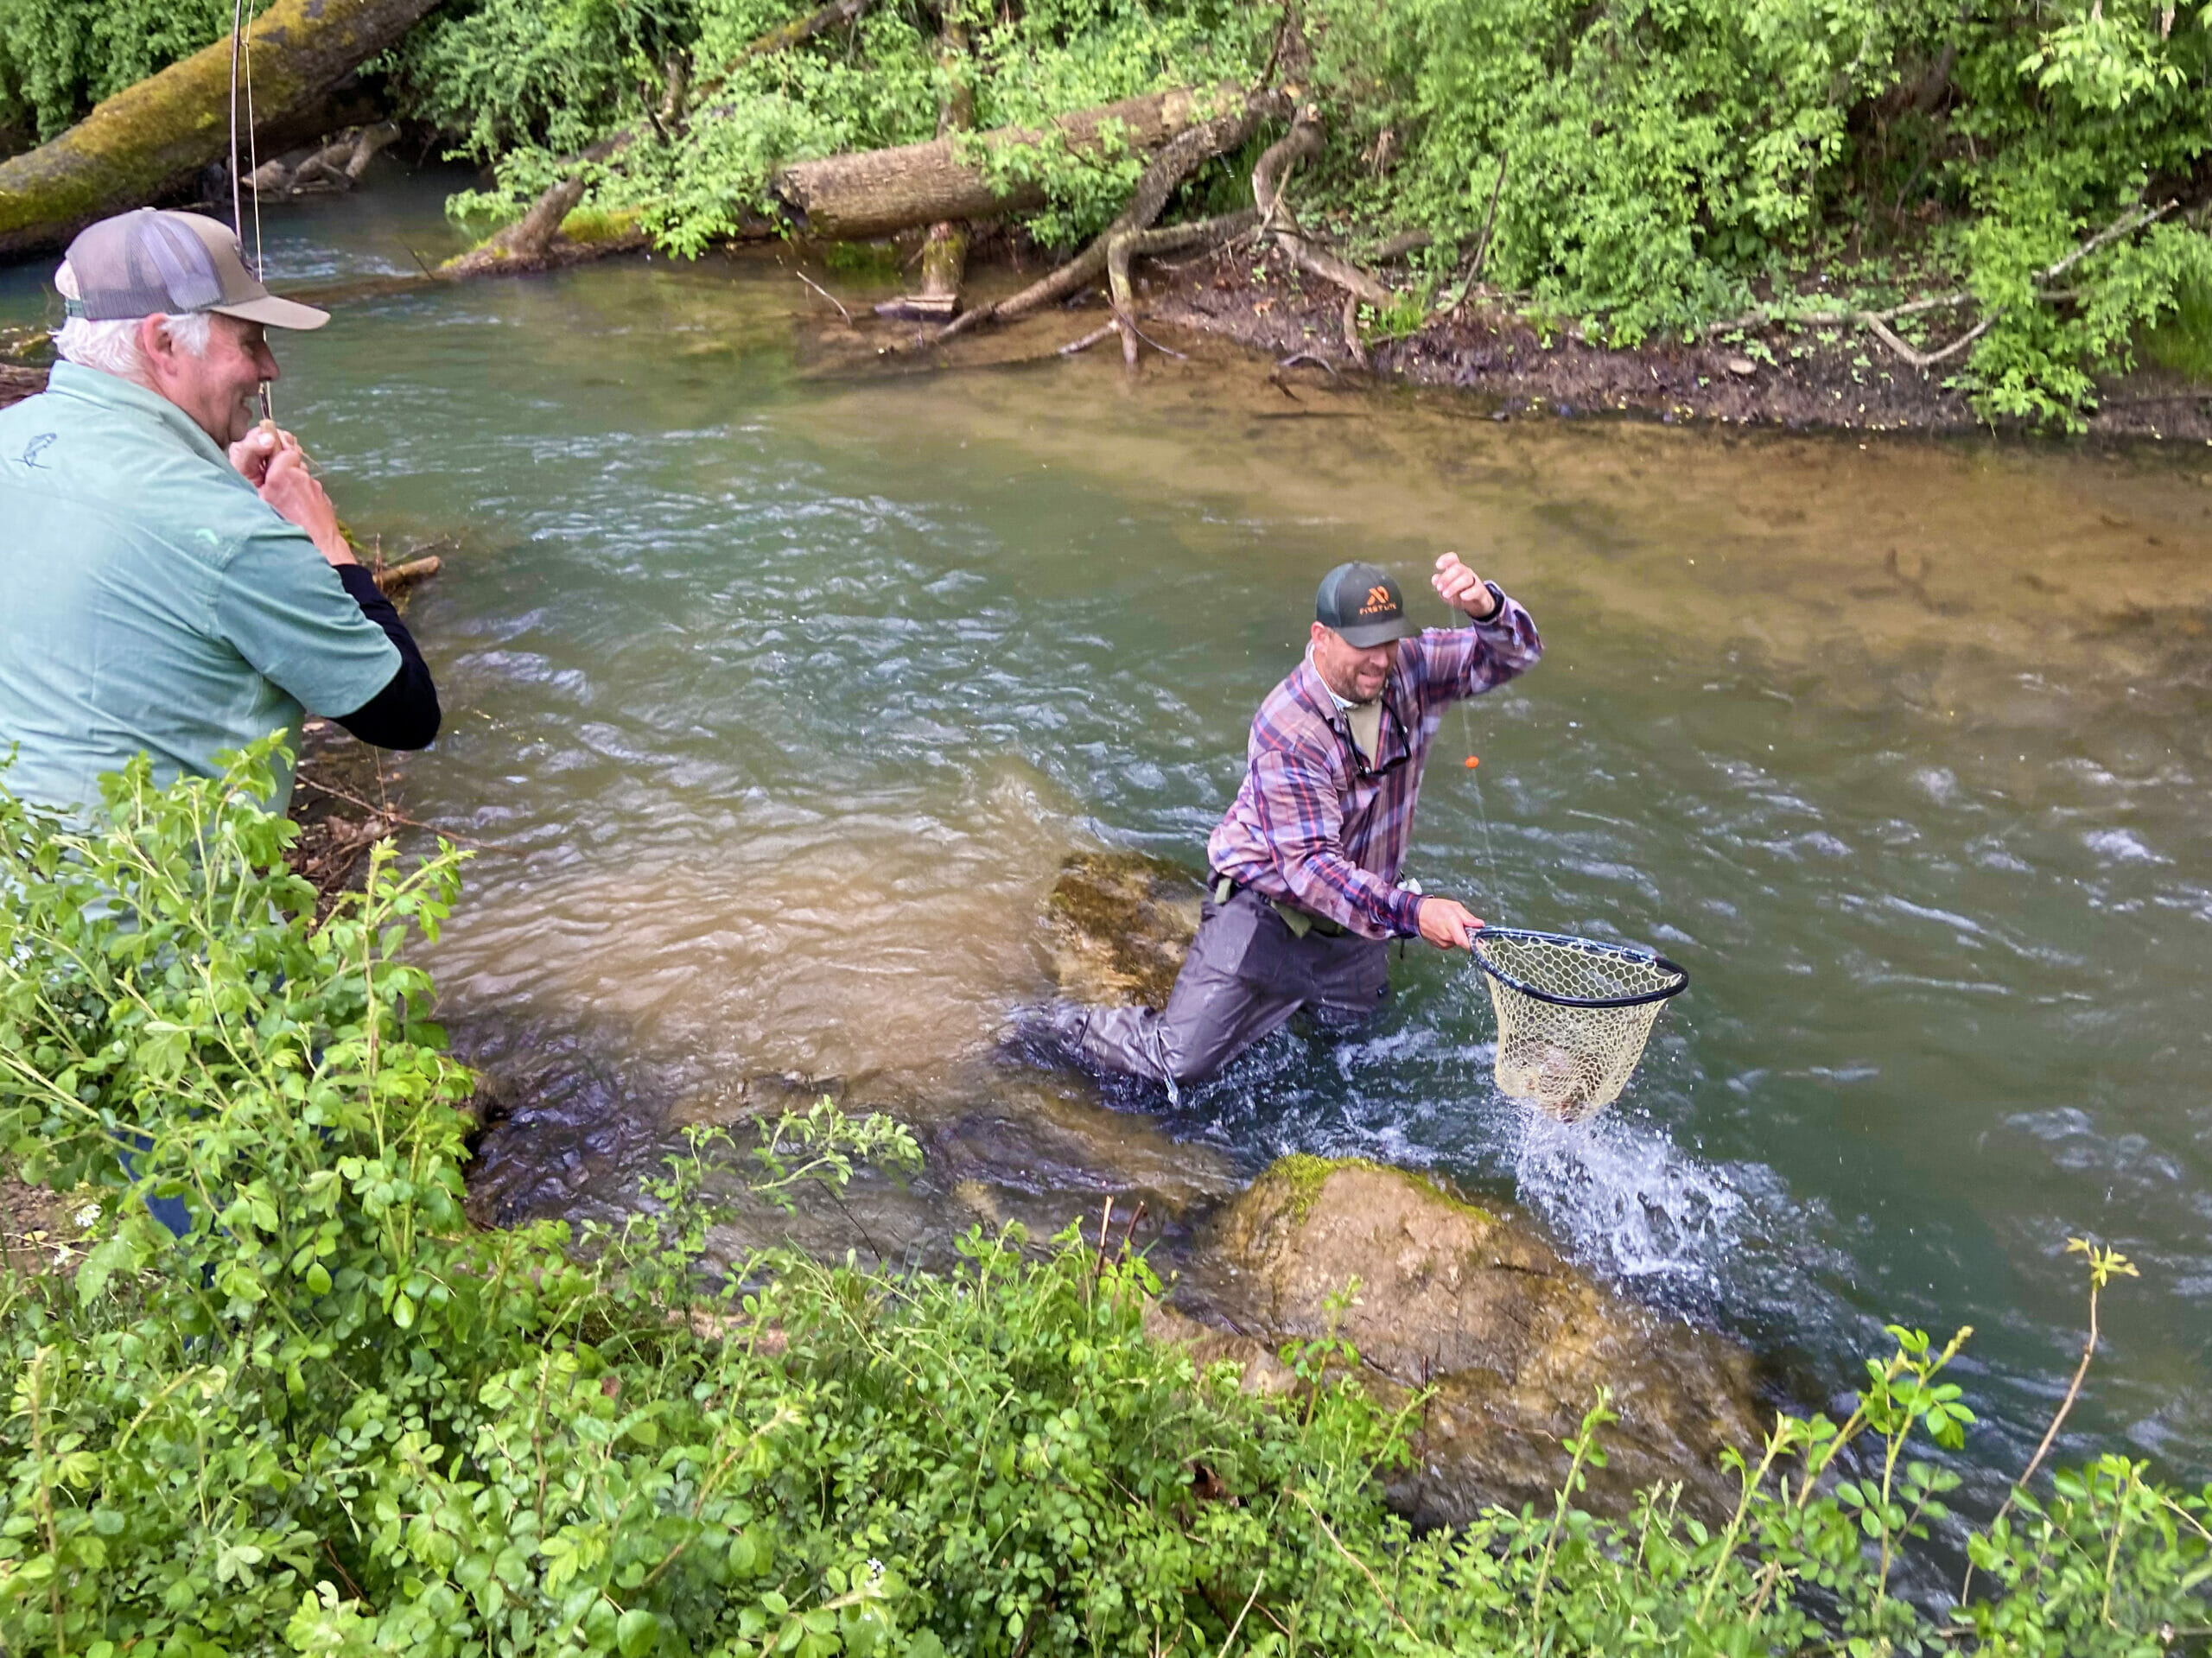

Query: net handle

[1465,924,1689,1009]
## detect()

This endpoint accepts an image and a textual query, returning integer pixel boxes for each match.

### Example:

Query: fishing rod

[227,0,275,427]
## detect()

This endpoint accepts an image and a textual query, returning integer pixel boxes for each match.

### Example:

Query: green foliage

[372,0,2212,423]
[0,746,2208,1654]
[391,0,1268,256]
[0,0,2206,420]
[1295,0,2212,426]
[0,0,227,144]
[384,0,702,165]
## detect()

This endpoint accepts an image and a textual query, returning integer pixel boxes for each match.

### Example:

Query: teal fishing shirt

[0,361,397,820]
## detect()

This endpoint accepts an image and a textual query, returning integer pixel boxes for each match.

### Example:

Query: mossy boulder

[1185,1156,1765,1525]
[1044,849,1202,1009]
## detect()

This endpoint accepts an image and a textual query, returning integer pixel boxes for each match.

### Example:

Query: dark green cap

[1315,561,1413,648]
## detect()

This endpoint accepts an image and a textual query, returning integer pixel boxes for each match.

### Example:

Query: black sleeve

[331,563,442,750]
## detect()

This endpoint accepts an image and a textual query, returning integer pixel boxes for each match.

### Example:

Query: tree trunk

[772,83,1252,242]
[877,14,974,321]
[880,15,977,321]
[0,0,445,257]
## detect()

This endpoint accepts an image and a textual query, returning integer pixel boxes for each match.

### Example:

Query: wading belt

[1211,874,1347,939]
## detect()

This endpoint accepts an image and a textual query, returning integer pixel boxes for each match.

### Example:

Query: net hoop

[1468,927,1689,1007]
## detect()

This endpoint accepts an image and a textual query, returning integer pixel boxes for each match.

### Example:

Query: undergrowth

[0,743,2208,1654]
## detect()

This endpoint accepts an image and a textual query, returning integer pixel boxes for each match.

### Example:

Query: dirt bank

[1141,238,2212,442]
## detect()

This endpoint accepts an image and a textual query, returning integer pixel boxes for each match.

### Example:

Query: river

[9,168,2212,1503]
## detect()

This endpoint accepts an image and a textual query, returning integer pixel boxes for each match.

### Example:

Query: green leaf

[74,1232,133,1305]
[616,1607,661,1656]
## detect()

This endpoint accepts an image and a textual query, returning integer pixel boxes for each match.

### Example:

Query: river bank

[6,214,2210,441]
[764,232,2212,441]
[1147,239,2212,441]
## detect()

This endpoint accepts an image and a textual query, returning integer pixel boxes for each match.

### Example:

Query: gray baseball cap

[1315,561,1414,648]
[62,209,327,330]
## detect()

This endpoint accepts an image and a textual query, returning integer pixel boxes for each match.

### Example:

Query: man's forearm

[1282,850,1424,939]
[332,565,440,749]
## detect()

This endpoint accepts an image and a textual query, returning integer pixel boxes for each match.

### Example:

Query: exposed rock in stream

[1173,1156,1766,1526]
[1044,848,1765,1522]
[453,846,1764,1524]
[1044,848,1201,1009]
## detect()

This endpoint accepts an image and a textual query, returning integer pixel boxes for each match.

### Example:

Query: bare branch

[1700,200,2177,372]
[794,269,852,322]
[936,95,1283,342]
[1058,322,1120,355]
[1251,111,1395,308]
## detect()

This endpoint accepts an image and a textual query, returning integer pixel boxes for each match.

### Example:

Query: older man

[0,208,436,823]
[1052,553,1541,1087]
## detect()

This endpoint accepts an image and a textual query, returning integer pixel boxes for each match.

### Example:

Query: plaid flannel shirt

[1205,583,1542,940]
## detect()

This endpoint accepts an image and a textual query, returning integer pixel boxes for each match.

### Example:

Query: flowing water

[10,169,2212,1497]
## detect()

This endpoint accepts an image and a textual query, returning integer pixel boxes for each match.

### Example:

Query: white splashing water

[1503,1106,1785,1317]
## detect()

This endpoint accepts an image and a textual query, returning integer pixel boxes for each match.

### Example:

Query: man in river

[1045,553,1541,1087]
[0,208,438,824]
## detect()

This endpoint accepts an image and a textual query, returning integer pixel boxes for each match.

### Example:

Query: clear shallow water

[10,170,2212,1493]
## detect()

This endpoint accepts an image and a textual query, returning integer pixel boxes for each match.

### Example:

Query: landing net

[1469,927,1688,1123]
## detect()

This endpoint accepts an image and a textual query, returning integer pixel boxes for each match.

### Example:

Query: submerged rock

[1044,849,1202,1008]
[1179,1155,1765,1526]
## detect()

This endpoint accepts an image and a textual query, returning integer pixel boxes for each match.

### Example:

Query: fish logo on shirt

[19,433,54,469]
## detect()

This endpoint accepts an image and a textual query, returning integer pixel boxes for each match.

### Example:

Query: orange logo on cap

[1360,584,1394,615]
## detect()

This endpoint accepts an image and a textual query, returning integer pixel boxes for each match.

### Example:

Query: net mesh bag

[1470,928,1688,1123]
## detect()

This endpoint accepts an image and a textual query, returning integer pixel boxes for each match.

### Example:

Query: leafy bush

[0,0,227,144]
[367,0,2212,425]
[1,746,2208,1655]
[1294,0,2212,425]
[393,0,1268,257]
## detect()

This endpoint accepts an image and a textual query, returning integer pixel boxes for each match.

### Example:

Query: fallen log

[0,0,444,257]
[251,120,401,197]
[775,83,1258,243]
[372,553,442,594]
[448,0,873,272]
[935,89,1287,342]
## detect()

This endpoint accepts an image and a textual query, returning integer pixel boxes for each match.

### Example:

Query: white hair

[52,260,213,383]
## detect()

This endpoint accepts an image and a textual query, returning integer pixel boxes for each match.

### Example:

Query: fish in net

[1468,927,1688,1123]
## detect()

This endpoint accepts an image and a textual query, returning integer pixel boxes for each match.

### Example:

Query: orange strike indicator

[1464,755,1480,768]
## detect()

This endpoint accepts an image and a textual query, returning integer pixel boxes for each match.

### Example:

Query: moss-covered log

[445,0,874,273]
[0,0,442,258]
[770,83,1256,243]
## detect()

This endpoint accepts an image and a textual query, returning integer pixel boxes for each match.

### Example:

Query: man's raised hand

[1417,895,1484,951]
[1433,550,1500,619]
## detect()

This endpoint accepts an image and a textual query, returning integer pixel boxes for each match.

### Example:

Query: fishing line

[227,0,276,422]
[1450,581,1503,905]
[243,1,264,281]
[227,0,246,240]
